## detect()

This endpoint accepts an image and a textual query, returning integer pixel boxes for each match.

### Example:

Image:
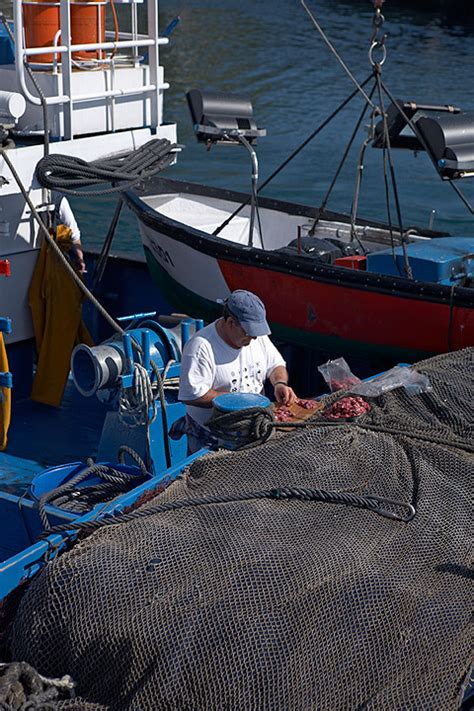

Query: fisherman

[177,289,297,453]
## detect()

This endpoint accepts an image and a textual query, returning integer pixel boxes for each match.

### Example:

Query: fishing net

[8,349,473,710]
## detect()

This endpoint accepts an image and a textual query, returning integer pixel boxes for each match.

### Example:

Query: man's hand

[71,243,86,274]
[274,382,297,406]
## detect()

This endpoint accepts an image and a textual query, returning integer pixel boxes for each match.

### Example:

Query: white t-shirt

[178,320,285,428]
[56,196,81,243]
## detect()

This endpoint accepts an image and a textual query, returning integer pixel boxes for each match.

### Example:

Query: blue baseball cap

[225,290,271,337]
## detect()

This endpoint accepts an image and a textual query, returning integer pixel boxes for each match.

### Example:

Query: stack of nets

[8,349,473,710]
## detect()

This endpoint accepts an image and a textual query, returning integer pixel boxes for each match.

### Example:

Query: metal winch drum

[71,320,181,398]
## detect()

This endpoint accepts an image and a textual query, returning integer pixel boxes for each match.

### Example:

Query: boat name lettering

[153,243,175,267]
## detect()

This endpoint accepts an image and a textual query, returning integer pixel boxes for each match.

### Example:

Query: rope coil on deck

[0,662,75,709]
[35,138,178,196]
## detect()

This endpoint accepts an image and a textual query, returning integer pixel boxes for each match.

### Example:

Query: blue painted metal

[142,329,151,372]
[0,372,12,388]
[0,317,12,334]
[367,236,474,284]
[181,319,191,345]
[0,451,203,600]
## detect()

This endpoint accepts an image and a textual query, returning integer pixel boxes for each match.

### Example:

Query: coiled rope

[38,459,149,530]
[207,406,302,450]
[119,363,157,427]
[0,662,75,709]
[35,138,178,196]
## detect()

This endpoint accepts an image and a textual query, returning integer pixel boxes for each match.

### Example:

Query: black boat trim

[124,178,474,308]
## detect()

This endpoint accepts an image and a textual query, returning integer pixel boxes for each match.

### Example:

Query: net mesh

[9,349,473,710]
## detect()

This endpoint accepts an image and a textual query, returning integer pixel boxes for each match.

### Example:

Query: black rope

[212,74,374,237]
[35,139,177,196]
[448,284,456,352]
[38,461,149,530]
[0,13,50,159]
[91,197,124,293]
[38,485,414,542]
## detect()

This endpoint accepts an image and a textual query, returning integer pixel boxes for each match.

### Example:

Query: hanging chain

[369,0,387,68]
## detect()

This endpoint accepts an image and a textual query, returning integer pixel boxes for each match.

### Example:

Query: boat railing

[12,0,169,140]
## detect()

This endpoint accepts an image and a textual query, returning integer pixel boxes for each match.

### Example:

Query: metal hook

[369,495,416,523]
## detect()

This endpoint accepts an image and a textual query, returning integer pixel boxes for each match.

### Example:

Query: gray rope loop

[0,662,75,709]
[38,458,149,530]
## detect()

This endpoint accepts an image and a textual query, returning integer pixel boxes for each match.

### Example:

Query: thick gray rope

[35,139,178,196]
[38,463,148,530]
[0,662,75,709]
[38,485,415,542]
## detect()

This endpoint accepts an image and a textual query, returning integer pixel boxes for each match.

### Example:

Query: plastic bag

[349,365,432,397]
[317,357,361,393]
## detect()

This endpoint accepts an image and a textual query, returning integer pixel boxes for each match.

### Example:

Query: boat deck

[0,378,109,496]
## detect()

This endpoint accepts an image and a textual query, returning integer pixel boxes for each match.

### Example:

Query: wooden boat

[124,176,474,364]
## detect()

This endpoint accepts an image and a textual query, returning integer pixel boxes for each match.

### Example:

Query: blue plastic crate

[366,236,474,285]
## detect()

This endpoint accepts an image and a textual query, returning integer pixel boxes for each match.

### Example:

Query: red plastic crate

[334,255,367,270]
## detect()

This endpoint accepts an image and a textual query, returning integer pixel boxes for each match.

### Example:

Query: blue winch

[70,315,204,474]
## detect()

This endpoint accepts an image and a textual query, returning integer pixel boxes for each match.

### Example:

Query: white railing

[13,0,169,139]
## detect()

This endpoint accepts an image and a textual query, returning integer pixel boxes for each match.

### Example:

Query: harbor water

[2,0,474,252]
[77,0,474,250]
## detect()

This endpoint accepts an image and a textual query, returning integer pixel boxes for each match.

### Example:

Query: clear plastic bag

[349,365,432,397]
[317,357,361,393]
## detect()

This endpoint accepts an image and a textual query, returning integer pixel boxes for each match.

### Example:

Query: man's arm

[183,387,229,408]
[70,242,86,274]
[58,196,86,274]
[269,365,297,405]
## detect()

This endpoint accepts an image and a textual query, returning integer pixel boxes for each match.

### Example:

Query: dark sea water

[71,0,474,253]
[2,0,474,249]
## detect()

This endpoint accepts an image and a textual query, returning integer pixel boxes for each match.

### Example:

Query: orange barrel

[22,0,107,64]
[23,0,60,64]
[70,1,106,61]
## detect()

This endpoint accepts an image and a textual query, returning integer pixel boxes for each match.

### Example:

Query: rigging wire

[213,75,374,237]
[311,78,378,234]
[375,74,413,278]
[300,0,377,111]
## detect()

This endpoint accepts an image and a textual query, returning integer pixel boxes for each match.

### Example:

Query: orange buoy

[23,0,106,64]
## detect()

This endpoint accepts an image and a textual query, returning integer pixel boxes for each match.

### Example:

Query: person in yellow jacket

[28,194,92,408]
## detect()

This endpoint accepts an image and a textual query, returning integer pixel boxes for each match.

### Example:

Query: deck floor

[0,378,109,494]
